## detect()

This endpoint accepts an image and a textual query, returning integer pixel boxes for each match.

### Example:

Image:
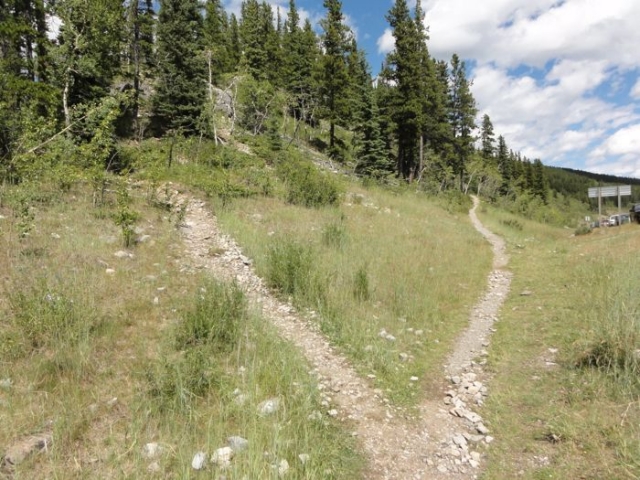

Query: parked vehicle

[630,204,640,223]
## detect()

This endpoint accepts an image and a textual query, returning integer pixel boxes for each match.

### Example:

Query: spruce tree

[355,87,392,178]
[480,114,495,161]
[239,0,267,80]
[532,158,547,203]
[319,0,350,155]
[449,53,477,190]
[228,14,241,71]
[385,0,423,180]
[153,0,205,134]
[203,0,230,83]
[497,135,510,194]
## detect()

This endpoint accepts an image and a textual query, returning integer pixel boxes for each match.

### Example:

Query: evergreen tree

[52,0,125,127]
[480,113,495,161]
[532,158,547,203]
[385,0,424,180]
[319,0,350,155]
[153,0,205,134]
[448,53,477,190]
[228,14,241,70]
[354,86,392,178]
[239,0,267,80]
[203,0,230,83]
[125,0,156,136]
[497,134,511,194]
[261,2,282,85]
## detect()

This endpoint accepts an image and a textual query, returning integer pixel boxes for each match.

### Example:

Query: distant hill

[545,166,640,204]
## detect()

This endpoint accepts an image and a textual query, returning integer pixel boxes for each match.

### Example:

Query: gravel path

[175,191,512,479]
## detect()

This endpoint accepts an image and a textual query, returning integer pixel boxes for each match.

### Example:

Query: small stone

[114,250,133,259]
[328,409,338,417]
[147,461,161,473]
[410,376,419,382]
[192,452,207,470]
[471,451,481,461]
[464,412,482,423]
[138,235,152,243]
[153,297,159,305]
[485,436,494,444]
[51,233,61,239]
[469,459,479,469]
[227,436,248,452]
[258,398,280,416]
[0,378,13,389]
[414,330,424,336]
[437,464,448,473]
[452,435,467,448]
[476,423,489,435]
[211,447,234,468]
[451,376,461,385]
[143,442,162,459]
[234,394,248,406]
[105,268,116,275]
[520,290,533,296]
[399,353,409,362]
[106,397,118,407]
[298,453,310,465]
[277,459,290,477]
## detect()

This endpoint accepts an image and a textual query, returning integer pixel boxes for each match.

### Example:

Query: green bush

[174,281,247,353]
[574,224,592,236]
[501,218,524,231]
[266,238,327,309]
[352,265,371,301]
[277,158,341,208]
[321,218,348,249]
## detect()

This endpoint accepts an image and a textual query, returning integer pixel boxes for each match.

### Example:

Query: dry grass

[0,179,363,479]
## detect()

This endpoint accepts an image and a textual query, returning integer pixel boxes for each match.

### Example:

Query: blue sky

[225,1,640,177]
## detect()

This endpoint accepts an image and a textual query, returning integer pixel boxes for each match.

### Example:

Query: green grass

[477,203,640,479]
[216,180,492,405]
[0,178,363,479]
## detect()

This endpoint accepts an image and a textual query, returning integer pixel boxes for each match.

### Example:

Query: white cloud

[631,78,640,99]
[377,28,394,54]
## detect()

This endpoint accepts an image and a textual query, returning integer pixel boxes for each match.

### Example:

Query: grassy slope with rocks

[2,132,640,478]
[477,204,640,479]
[0,179,362,479]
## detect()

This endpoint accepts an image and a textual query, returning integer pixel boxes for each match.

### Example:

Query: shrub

[322,218,348,249]
[266,238,327,308]
[574,224,592,236]
[501,218,524,231]
[277,158,341,208]
[174,281,247,353]
[352,265,371,301]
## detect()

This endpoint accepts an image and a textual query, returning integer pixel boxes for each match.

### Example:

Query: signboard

[588,185,631,198]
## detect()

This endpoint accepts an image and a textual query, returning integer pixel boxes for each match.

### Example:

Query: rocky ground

[174,192,512,479]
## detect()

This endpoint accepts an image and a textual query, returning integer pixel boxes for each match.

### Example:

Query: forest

[0,0,632,221]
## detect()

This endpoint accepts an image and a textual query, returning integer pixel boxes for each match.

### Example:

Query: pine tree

[319,0,350,156]
[203,0,230,84]
[153,0,205,134]
[354,87,392,178]
[449,54,477,190]
[385,0,424,180]
[497,135,511,194]
[480,114,495,161]
[532,158,547,203]
[228,14,241,71]
[239,0,267,80]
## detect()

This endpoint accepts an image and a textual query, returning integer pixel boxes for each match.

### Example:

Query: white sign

[588,185,631,198]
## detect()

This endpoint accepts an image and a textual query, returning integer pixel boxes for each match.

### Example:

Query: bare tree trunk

[63,74,71,128]
[206,51,218,146]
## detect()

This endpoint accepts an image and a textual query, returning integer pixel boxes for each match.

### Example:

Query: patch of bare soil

[174,192,511,479]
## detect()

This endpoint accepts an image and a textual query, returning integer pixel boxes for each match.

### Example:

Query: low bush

[277,156,341,208]
[574,224,592,236]
[265,238,327,309]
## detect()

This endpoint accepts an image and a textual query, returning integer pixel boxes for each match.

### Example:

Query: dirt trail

[176,193,511,479]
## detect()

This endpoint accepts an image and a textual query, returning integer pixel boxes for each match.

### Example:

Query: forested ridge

[1,0,634,220]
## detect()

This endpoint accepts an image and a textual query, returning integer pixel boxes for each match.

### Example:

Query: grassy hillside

[478,205,640,479]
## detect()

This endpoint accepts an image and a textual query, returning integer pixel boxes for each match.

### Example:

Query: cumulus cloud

[377,28,394,54]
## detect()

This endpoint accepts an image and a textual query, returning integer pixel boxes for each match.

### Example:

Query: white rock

[227,436,248,452]
[0,378,13,389]
[476,423,489,435]
[277,459,289,477]
[485,436,494,444]
[452,435,467,448]
[211,447,234,468]
[114,250,133,259]
[153,297,159,305]
[258,398,280,416]
[143,442,163,459]
[414,330,424,336]
[192,451,207,470]
[410,376,419,382]
[298,453,310,465]
[105,268,116,275]
[51,233,61,239]
[328,409,338,417]
[399,353,409,362]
